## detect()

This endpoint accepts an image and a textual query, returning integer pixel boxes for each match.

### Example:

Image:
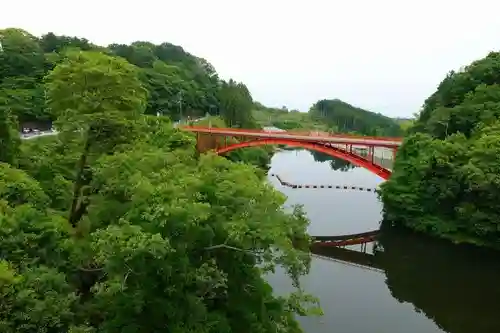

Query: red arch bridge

[181,126,403,179]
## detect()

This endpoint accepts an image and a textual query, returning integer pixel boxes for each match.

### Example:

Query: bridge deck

[182,126,402,148]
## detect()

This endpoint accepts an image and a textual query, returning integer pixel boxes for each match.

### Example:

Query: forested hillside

[0,28,256,128]
[380,51,500,249]
[253,103,327,130]
[309,99,403,136]
[0,28,319,332]
[253,99,403,136]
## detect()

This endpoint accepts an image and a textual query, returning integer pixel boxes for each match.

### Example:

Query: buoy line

[269,173,379,192]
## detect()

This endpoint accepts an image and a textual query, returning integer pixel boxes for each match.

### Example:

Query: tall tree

[0,28,49,123]
[0,27,319,332]
[0,108,20,165]
[218,80,256,128]
[45,50,148,226]
[0,28,44,79]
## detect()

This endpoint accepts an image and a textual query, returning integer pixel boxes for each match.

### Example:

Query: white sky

[2,0,500,117]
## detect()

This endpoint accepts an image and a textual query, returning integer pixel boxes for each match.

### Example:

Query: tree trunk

[68,132,91,227]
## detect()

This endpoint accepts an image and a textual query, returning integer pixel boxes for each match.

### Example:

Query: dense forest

[0,28,258,128]
[309,99,403,136]
[253,99,405,136]
[380,51,500,249]
[0,27,271,167]
[252,103,327,131]
[0,28,320,332]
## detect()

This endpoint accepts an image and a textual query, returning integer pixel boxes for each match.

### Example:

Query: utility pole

[178,91,183,122]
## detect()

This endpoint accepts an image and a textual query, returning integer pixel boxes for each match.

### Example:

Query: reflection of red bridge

[311,241,383,272]
[182,126,402,179]
[312,230,379,247]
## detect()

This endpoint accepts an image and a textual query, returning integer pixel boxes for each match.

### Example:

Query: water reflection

[269,149,500,333]
[310,150,355,172]
[269,149,439,333]
[268,149,384,235]
[311,228,500,333]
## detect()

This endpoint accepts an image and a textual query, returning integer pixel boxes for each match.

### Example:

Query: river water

[266,149,500,333]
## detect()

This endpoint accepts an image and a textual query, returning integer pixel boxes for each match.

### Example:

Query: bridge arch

[215,138,391,180]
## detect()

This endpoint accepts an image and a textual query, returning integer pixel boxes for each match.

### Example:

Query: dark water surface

[267,149,500,333]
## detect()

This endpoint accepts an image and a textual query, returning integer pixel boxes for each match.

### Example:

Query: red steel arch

[215,138,392,180]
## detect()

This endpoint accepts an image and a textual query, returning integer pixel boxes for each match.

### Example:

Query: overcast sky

[3,0,500,117]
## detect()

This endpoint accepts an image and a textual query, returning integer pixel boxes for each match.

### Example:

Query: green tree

[0,28,44,79]
[0,30,319,331]
[45,50,148,226]
[83,147,316,332]
[414,52,500,133]
[39,32,94,53]
[2,118,318,332]
[109,42,220,119]
[0,28,49,123]
[380,51,500,249]
[0,261,78,333]
[218,80,256,128]
[0,108,20,165]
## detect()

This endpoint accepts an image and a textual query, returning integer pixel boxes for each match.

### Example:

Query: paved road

[173,116,208,128]
[182,127,402,148]
[19,116,207,140]
[20,130,58,140]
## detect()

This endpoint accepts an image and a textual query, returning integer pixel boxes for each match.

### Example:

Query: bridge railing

[181,126,403,142]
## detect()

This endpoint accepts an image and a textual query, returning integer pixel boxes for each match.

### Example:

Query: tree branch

[204,244,253,253]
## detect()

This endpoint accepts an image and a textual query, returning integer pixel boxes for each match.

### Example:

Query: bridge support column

[367,146,374,163]
[195,132,220,153]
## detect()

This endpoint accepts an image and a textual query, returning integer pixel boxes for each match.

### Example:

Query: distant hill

[393,117,414,133]
[252,102,328,130]
[309,99,403,136]
[393,117,412,124]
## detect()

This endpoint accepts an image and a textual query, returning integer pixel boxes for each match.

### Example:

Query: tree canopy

[253,99,404,136]
[0,28,319,332]
[0,28,255,128]
[379,51,500,249]
[309,99,403,136]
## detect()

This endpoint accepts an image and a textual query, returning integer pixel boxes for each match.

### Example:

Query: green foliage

[1,118,317,331]
[109,42,220,120]
[0,28,44,79]
[0,27,237,126]
[0,163,49,208]
[0,203,71,268]
[309,151,355,171]
[0,108,20,165]
[45,50,149,227]
[195,116,273,170]
[253,104,327,131]
[17,136,76,210]
[218,79,257,128]
[0,261,78,333]
[380,51,500,249]
[414,52,500,132]
[394,117,414,133]
[309,99,403,136]
[0,28,318,331]
[46,50,147,127]
[0,28,51,123]
[39,32,94,53]
[253,99,403,137]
